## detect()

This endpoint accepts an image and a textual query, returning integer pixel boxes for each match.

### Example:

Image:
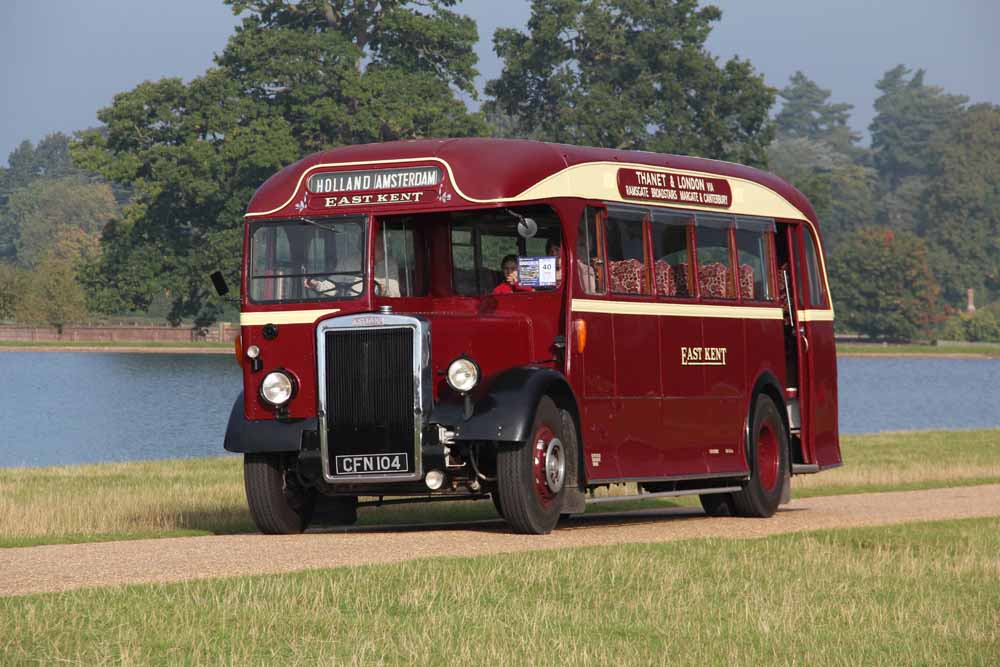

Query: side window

[734,217,776,301]
[605,206,649,296]
[575,207,605,295]
[451,225,477,296]
[376,221,428,298]
[450,206,563,296]
[802,228,828,307]
[695,215,735,299]
[650,210,693,298]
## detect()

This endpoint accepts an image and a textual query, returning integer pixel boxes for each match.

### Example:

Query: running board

[792,463,820,474]
[587,486,742,505]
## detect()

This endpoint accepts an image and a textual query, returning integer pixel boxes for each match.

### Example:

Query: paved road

[3,484,999,597]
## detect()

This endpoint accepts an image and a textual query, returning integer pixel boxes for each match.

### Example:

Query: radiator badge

[681,346,728,366]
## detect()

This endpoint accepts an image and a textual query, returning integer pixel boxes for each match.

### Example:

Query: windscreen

[248,216,366,303]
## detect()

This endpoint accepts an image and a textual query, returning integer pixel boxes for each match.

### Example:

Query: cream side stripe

[240,309,340,326]
[797,309,835,322]
[572,299,783,320]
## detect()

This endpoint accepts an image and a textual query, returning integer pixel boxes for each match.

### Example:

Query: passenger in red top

[493,254,535,295]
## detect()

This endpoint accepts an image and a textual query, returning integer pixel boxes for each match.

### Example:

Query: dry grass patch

[2,518,999,665]
[795,428,1000,497]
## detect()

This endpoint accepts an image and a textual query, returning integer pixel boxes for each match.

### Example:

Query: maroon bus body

[228,138,841,534]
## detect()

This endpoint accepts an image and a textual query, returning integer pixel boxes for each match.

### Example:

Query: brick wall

[0,322,239,344]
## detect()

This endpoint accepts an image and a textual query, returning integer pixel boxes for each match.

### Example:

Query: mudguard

[429,366,578,443]
[223,392,317,453]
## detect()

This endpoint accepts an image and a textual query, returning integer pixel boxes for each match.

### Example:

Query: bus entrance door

[793,225,841,469]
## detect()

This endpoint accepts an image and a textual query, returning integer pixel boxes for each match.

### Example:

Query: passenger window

[695,215,735,299]
[650,210,693,298]
[576,208,605,295]
[802,228,827,307]
[450,206,562,296]
[376,221,428,297]
[734,217,776,301]
[605,206,649,296]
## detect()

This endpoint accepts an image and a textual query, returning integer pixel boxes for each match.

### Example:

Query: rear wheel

[496,397,566,534]
[244,453,316,534]
[731,395,789,518]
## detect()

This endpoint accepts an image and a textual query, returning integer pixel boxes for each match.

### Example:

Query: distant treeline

[1,0,997,342]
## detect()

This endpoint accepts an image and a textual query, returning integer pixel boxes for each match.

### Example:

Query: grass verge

[837,342,1000,357]
[2,518,999,665]
[3,428,999,548]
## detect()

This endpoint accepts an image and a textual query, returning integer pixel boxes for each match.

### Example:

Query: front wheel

[244,453,316,534]
[496,396,567,534]
[731,395,789,518]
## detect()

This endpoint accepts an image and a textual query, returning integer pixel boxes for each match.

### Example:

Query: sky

[1,0,997,165]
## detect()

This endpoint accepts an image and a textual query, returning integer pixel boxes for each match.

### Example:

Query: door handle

[799,326,809,353]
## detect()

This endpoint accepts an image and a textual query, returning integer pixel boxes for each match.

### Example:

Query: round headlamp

[260,370,295,406]
[446,356,480,393]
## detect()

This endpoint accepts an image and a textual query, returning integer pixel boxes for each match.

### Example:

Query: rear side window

[650,210,693,298]
[695,215,735,299]
[605,206,649,296]
[576,207,605,295]
[734,217,775,301]
[802,228,828,307]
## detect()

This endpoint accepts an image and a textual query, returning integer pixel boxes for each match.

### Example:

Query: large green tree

[870,65,967,190]
[775,71,858,153]
[829,226,942,341]
[74,0,485,324]
[485,0,774,166]
[919,104,1000,305]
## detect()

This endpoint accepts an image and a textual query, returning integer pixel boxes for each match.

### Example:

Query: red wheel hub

[756,422,780,493]
[531,426,565,506]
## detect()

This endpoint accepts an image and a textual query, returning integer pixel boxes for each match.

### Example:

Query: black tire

[315,496,358,526]
[699,493,736,516]
[496,396,566,534]
[244,453,316,534]
[731,395,789,518]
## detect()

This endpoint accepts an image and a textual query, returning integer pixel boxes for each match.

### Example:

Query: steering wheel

[307,275,363,298]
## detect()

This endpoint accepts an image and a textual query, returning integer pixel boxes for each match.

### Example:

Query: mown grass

[837,342,1000,357]
[2,429,999,548]
[2,518,999,665]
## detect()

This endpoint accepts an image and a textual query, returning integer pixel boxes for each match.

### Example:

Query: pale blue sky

[1,1,996,164]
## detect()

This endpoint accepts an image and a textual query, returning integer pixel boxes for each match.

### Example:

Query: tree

[829,226,942,341]
[4,178,117,268]
[0,262,28,320]
[1,133,92,261]
[74,1,486,324]
[919,104,1000,305]
[766,136,877,252]
[14,250,89,332]
[485,0,775,166]
[775,71,858,153]
[870,65,967,190]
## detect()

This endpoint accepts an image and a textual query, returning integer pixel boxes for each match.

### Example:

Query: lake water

[0,352,998,468]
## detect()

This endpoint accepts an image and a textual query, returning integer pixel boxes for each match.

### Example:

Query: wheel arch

[440,366,581,447]
[746,372,796,464]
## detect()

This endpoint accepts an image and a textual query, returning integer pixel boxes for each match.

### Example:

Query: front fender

[430,366,577,443]
[223,392,317,453]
